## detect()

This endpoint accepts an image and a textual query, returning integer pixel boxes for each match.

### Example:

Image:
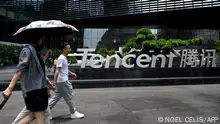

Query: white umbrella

[14,20,79,36]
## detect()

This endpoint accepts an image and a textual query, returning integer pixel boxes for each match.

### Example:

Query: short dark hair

[60,42,70,51]
[25,35,42,44]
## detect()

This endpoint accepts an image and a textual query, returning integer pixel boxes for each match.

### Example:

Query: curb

[0,74,54,82]
[0,77,220,91]
[0,69,17,74]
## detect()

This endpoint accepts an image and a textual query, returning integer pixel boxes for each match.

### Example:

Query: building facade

[0,0,220,49]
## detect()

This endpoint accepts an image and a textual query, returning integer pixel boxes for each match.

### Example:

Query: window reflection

[83,28,107,49]
[82,27,157,53]
[78,27,220,54]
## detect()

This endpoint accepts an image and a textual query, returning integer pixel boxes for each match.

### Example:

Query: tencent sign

[73,48,216,68]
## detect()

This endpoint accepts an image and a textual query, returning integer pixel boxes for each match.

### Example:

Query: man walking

[12,42,84,124]
[3,36,49,124]
[51,42,84,119]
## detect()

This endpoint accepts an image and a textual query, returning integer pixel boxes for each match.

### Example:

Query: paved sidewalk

[1,85,220,124]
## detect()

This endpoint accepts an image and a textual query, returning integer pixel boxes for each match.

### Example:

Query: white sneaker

[70,111,84,119]
[49,116,53,120]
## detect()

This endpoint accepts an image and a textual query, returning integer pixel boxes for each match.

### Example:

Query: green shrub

[123,39,138,52]
[143,39,172,50]
[157,39,173,49]
[147,34,156,40]
[98,48,108,57]
[122,47,130,53]
[0,44,23,67]
[137,34,146,40]
[136,28,155,42]
[188,37,203,45]
[125,38,138,47]
[97,48,116,57]
[108,49,116,56]
[68,56,77,64]
[156,39,168,48]
[214,40,220,52]
[125,41,137,48]
[51,48,62,59]
[136,28,152,36]
[122,28,205,55]
[170,39,189,47]
[149,40,159,49]
[136,34,146,45]
[162,40,172,49]
[142,40,151,49]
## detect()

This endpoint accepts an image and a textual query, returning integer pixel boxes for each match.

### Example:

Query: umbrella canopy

[14,20,79,37]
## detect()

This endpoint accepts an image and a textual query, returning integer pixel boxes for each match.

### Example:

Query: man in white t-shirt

[12,42,84,124]
[49,42,84,119]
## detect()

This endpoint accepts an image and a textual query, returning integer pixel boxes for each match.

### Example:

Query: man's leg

[12,97,52,124]
[59,81,84,118]
[48,87,62,109]
[34,111,46,124]
[45,86,62,120]
[17,86,63,123]
[15,107,51,124]
[58,81,76,114]
[18,112,34,124]
[19,88,48,124]
[12,106,30,124]
[19,111,46,124]
[44,107,52,124]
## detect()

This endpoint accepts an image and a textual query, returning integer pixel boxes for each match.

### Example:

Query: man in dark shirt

[3,35,49,124]
[35,47,46,75]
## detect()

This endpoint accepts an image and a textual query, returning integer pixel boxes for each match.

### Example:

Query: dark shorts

[24,88,48,112]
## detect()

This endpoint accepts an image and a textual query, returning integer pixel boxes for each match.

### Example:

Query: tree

[122,28,156,53]
[122,28,203,55]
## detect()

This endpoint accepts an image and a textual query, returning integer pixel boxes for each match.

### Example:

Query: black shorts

[24,88,48,112]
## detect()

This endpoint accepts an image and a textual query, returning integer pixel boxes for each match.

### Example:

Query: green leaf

[68,56,77,64]
[214,40,220,52]
[136,28,152,36]
[98,48,108,57]
[0,44,23,67]
[147,34,156,40]
[137,34,146,40]
[142,40,151,48]
[107,49,116,56]
[52,48,62,59]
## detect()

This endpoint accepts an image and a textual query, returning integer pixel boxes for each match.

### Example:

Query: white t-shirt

[56,54,69,82]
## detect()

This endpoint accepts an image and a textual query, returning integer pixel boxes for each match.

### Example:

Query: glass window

[82,27,160,51]
[83,28,108,49]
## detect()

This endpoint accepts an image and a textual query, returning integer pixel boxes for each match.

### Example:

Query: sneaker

[49,116,53,120]
[70,111,84,119]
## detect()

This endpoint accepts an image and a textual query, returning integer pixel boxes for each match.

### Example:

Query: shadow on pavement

[51,114,72,124]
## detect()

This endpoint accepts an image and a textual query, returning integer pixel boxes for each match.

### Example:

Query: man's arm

[46,76,56,90]
[54,67,61,83]
[44,49,52,61]
[7,72,22,91]
[3,71,22,97]
[68,70,74,74]
[54,58,64,83]
[68,70,77,79]
[3,47,31,97]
